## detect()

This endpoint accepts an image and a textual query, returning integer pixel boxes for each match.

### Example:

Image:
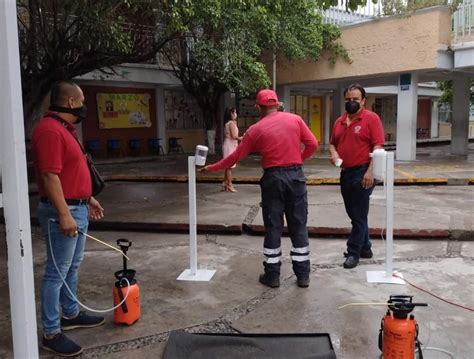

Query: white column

[0,1,39,357]
[451,75,470,156]
[324,94,331,145]
[431,99,439,139]
[155,86,167,153]
[396,73,418,161]
[276,85,291,113]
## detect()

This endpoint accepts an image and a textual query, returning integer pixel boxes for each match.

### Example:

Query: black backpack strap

[47,113,86,154]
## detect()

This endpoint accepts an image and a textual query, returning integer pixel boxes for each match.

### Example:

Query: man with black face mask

[32,81,105,356]
[329,84,385,269]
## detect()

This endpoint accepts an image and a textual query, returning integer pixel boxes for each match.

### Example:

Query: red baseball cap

[256,89,279,106]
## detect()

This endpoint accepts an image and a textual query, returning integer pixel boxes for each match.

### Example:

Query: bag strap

[47,113,86,154]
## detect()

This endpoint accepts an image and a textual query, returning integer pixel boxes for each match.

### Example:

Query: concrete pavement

[95,143,474,185]
[0,228,473,358]
[24,142,474,239]
[1,142,472,357]
[27,182,474,240]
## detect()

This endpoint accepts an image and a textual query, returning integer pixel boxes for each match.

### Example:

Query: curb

[243,224,454,239]
[104,175,471,186]
[24,218,468,240]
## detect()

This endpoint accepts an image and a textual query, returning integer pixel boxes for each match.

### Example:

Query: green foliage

[161,0,351,129]
[437,80,453,105]
[379,0,459,16]
[437,79,474,106]
[17,0,179,130]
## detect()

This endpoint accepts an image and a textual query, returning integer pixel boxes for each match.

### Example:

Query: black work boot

[344,248,373,259]
[296,276,310,288]
[343,255,359,269]
[259,274,280,288]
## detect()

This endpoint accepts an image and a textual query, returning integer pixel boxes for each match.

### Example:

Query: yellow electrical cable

[80,231,130,261]
[338,303,389,309]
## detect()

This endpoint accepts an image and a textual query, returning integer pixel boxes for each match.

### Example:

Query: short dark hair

[343,83,366,99]
[50,80,80,106]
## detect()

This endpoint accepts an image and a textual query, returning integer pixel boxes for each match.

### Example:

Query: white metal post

[0,0,39,357]
[384,152,394,278]
[177,156,215,281]
[189,156,198,274]
[366,151,404,285]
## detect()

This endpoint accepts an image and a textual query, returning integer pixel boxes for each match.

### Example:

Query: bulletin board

[97,93,152,129]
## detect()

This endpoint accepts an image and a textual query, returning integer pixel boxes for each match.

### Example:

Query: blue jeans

[37,202,89,336]
[340,165,375,259]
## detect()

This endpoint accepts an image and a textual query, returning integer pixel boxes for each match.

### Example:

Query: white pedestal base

[177,269,216,281]
[366,270,405,285]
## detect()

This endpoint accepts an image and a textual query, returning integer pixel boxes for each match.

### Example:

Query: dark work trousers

[260,166,310,280]
[340,164,375,259]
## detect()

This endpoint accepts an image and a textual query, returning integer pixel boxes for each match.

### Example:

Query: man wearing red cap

[201,89,318,288]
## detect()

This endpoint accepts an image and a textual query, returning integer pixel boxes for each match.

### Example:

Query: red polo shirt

[330,108,385,168]
[206,111,318,171]
[32,112,92,199]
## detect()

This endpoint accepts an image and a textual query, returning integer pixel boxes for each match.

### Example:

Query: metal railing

[453,0,474,41]
[323,0,385,26]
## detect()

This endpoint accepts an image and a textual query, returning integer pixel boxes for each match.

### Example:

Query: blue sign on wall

[400,73,411,91]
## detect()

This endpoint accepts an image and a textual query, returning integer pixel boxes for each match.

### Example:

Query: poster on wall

[97,93,152,129]
[309,97,322,141]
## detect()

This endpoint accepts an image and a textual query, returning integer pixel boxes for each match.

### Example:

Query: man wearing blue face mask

[32,81,105,356]
[329,84,385,269]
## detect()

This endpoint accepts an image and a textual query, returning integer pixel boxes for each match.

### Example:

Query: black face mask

[345,100,360,115]
[49,104,87,124]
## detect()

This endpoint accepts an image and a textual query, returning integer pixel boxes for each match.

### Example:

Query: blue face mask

[345,100,360,114]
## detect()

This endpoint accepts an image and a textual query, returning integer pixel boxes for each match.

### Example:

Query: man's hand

[59,213,78,237]
[362,168,375,189]
[198,166,210,173]
[89,197,104,220]
[329,152,340,165]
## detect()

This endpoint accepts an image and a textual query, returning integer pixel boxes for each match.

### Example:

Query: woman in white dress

[222,107,243,192]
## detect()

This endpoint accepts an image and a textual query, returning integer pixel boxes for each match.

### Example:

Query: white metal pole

[0,0,39,357]
[385,152,395,278]
[188,156,198,275]
[178,152,215,281]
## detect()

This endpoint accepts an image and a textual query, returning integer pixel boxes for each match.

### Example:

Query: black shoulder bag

[48,114,105,197]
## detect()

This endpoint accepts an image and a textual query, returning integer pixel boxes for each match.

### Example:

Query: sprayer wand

[50,219,129,260]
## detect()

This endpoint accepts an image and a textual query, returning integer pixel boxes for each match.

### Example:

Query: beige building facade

[271,5,473,160]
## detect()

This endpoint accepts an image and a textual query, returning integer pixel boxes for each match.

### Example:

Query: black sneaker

[344,249,373,259]
[61,311,105,331]
[296,277,310,288]
[42,333,83,357]
[343,255,359,269]
[259,274,280,288]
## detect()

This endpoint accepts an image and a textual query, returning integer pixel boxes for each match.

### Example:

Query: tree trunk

[22,79,53,139]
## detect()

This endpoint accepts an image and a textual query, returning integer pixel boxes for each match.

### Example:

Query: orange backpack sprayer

[378,295,427,359]
[113,239,141,325]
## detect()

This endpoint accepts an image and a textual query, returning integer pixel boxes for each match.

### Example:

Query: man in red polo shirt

[201,89,318,288]
[329,83,385,269]
[32,81,105,356]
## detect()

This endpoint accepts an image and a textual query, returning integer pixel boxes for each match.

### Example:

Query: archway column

[396,73,419,161]
[451,75,470,156]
